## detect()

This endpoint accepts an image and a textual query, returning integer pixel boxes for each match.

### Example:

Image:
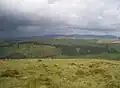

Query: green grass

[25,38,98,45]
[56,53,120,60]
[0,59,120,88]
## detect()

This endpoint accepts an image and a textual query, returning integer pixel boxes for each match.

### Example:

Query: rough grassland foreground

[0,59,120,88]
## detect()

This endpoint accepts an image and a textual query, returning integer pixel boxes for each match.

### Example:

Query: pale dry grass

[0,59,120,88]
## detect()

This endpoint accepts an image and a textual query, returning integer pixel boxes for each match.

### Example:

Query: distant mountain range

[61,34,118,39]
[1,34,119,40]
[31,34,119,39]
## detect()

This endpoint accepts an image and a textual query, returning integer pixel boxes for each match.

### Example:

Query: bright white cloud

[1,0,120,36]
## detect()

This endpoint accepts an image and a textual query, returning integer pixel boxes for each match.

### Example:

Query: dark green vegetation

[0,38,120,60]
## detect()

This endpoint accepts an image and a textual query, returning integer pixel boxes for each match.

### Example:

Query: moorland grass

[0,59,120,88]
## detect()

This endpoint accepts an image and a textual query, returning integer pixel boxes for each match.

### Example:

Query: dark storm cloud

[0,0,120,37]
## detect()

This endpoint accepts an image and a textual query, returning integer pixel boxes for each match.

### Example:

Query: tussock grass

[0,59,120,88]
[0,69,20,77]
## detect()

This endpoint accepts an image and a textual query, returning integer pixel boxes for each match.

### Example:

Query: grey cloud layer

[0,0,120,37]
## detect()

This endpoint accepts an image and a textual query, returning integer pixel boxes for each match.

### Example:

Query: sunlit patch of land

[0,59,120,88]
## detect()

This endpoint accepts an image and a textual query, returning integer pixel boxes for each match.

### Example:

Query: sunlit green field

[0,59,120,88]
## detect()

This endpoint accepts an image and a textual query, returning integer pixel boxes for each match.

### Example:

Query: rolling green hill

[0,38,120,60]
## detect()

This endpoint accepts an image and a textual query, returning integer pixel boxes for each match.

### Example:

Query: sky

[0,0,120,38]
